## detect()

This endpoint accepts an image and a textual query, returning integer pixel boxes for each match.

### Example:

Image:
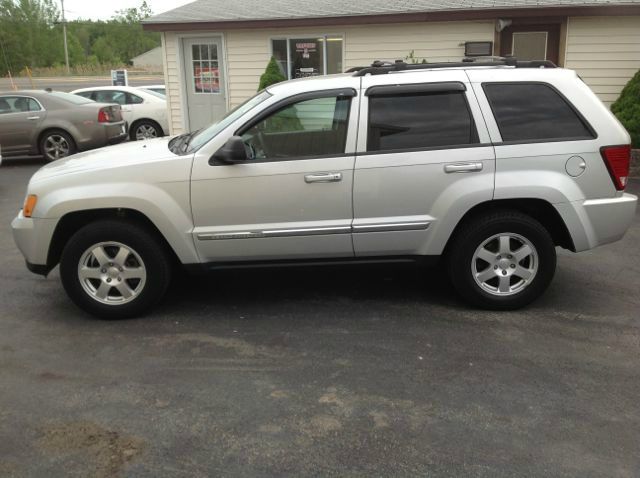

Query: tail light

[98,107,112,123]
[601,145,631,191]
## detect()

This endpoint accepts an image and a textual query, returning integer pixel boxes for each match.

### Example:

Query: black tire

[59,220,171,319]
[40,129,76,162]
[129,120,163,141]
[446,210,556,310]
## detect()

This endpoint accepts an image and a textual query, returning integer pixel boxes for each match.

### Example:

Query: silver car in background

[0,90,127,162]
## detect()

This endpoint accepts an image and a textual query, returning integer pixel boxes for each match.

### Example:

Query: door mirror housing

[210,136,249,165]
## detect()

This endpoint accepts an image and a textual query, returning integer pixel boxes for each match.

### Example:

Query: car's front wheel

[60,220,171,319]
[447,210,557,310]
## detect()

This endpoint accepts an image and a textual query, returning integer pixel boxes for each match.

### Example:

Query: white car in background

[139,85,166,97]
[72,86,169,141]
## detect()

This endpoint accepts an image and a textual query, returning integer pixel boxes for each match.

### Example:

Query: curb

[632,150,640,178]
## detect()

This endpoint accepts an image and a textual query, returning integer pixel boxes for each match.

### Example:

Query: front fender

[35,181,199,264]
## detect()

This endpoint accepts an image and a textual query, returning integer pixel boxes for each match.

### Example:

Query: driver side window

[241,95,351,161]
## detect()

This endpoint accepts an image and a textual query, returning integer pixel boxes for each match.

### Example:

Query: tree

[611,70,640,148]
[258,57,286,91]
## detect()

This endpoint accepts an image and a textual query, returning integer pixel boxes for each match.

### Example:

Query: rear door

[352,70,495,257]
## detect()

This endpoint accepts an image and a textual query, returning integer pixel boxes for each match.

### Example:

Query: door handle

[27,116,40,121]
[444,162,483,173]
[304,172,342,183]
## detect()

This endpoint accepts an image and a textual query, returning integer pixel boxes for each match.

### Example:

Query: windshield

[184,90,271,153]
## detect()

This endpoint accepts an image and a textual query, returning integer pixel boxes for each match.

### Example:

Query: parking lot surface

[1,159,639,477]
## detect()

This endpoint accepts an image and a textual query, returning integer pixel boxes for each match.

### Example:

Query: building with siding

[143,0,640,135]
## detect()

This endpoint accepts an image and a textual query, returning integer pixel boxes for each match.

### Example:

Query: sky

[62,0,195,21]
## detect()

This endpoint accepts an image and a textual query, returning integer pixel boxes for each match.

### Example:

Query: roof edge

[143,4,640,31]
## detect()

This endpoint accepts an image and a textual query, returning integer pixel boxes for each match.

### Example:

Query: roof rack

[350,57,557,76]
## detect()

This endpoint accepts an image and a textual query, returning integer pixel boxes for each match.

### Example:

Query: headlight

[23,195,38,217]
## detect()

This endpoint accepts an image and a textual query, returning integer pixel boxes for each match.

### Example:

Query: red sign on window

[194,66,220,93]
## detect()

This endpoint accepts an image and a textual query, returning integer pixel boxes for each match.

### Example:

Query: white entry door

[183,37,227,132]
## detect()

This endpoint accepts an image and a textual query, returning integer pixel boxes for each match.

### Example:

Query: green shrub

[258,57,286,91]
[611,70,640,148]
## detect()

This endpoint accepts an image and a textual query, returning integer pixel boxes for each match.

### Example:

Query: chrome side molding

[197,221,430,241]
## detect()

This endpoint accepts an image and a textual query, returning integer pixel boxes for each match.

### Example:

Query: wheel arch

[443,198,576,257]
[46,208,181,273]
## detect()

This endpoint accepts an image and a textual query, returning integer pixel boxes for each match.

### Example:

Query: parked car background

[72,86,168,141]
[0,90,126,162]
[139,84,166,96]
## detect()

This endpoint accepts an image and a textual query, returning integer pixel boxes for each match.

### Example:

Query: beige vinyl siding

[163,21,494,133]
[565,16,640,107]
[226,21,494,108]
[162,32,184,134]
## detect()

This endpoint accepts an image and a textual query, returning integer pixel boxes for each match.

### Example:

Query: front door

[183,37,227,132]
[190,86,360,263]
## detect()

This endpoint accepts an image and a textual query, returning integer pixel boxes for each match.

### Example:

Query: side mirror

[210,136,248,165]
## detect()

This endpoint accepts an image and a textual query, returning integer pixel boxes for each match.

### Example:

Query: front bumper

[11,211,58,274]
[556,193,638,252]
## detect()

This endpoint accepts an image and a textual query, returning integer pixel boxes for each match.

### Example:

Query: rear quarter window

[483,82,595,143]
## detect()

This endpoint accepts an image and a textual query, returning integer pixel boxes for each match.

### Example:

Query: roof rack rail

[351,57,556,76]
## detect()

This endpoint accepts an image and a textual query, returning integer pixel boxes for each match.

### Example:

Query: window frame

[232,88,356,163]
[364,84,482,155]
[0,95,44,115]
[270,34,345,80]
[482,81,597,145]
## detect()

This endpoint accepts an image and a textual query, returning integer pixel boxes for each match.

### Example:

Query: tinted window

[367,91,477,152]
[241,95,351,160]
[483,83,594,142]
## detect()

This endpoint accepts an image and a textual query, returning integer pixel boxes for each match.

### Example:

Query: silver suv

[11,60,638,319]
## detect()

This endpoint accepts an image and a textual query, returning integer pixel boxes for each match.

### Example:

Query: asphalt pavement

[0,74,164,93]
[1,159,639,477]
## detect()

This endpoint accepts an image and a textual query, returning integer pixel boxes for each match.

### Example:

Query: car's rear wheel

[40,130,76,162]
[60,220,171,319]
[447,210,556,310]
[131,120,163,141]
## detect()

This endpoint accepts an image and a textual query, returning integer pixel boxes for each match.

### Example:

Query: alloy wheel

[471,233,538,296]
[44,134,70,160]
[77,242,147,305]
[135,124,158,140]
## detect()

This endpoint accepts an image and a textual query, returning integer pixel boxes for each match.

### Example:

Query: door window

[483,83,595,142]
[192,43,220,93]
[94,91,127,105]
[241,95,351,160]
[367,91,478,152]
[128,93,144,104]
[0,96,41,113]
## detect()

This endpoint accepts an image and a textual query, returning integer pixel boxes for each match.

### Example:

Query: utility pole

[61,0,70,74]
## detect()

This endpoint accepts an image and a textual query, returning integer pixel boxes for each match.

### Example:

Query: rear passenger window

[367,91,478,152]
[483,83,594,142]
